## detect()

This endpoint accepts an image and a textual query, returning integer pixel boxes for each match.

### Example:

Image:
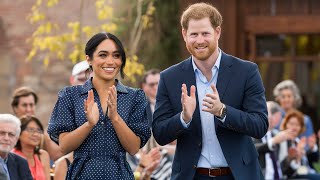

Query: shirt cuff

[215,115,227,123]
[180,113,191,128]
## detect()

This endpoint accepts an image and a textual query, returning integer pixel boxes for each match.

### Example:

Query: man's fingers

[211,84,218,94]
[190,85,196,98]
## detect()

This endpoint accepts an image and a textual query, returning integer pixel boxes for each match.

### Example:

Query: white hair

[273,80,302,108]
[0,114,21,136]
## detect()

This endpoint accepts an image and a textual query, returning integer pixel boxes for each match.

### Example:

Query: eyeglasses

[24,127,43,135]
[146,82,158,87]
[0,131,17,138]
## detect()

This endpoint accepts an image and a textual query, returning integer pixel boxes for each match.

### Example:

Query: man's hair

[267,101,282,115]
[0,114,21,136]
[180,3,223,30]
[11,86,38,108]
[142,69,160,84]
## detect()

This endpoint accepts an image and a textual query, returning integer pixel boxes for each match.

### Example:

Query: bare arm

[39,149,51,180]
[59,90,99,154]
[108,86,141,155]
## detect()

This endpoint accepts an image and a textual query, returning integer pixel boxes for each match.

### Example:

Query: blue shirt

[180,50,228,168]
[0,157,9,180]
[48,79,151,179]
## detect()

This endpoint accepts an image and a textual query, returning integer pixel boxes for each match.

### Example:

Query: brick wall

[0,0,102,126]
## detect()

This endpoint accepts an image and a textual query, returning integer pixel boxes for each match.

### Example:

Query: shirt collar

[0,156,8,164]
[81,78,128,95]
[191,48,222,73]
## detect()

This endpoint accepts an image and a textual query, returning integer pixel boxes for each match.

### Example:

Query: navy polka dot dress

[48,79,151,179]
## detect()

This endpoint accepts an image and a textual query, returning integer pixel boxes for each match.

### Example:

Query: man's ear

[182,29,187,42]
[215,26,221,40]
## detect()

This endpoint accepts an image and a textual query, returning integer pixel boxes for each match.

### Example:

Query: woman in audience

[12,115,50,180]
[279,110,320,179]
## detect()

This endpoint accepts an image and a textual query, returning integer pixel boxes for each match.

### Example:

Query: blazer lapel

[7,153,18,180]
[182,58,202,138]
[216,52,233,102]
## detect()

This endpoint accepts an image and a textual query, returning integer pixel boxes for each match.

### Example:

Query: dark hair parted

[85,32,126,78]
[11,87,38,108]
[181,3,222,30]
[15,115,44,155]
[280,110,306,136]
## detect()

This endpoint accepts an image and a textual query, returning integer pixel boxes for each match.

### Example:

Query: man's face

[13,94,36,118]
[142,73,160,100]
[0,122,18,157]
[182,17,220,61]
[71,70,90,86]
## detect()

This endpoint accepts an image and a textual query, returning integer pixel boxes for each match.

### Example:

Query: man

[11,87,38,118]
[254,101,295,180]
[70,60,91,86]
[0,114,33,180]
[152,3,268,180]
[142,69,160,127]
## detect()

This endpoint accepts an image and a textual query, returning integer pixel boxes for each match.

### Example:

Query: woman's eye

[113,54,121,59]
[99,54,107,58]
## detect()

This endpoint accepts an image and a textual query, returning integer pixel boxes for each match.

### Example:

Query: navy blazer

[7,152,33,180]
[152,52,268,180]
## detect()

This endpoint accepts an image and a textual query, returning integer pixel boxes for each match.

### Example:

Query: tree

[27,0,155,83]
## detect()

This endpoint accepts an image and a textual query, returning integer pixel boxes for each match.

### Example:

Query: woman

[273,79,314,138]
[48,32,151,179]
[12,115,50,180]
[279,110,320,179]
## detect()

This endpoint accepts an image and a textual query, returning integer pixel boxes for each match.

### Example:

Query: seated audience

[279,110,320,179]
[12,115,50,180]
[0,114,33,180]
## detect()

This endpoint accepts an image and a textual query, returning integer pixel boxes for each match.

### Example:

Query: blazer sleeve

[152,72,188,145]
[222,63,268,139]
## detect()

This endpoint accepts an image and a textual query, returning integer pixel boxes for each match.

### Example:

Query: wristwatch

[216,103,227,119]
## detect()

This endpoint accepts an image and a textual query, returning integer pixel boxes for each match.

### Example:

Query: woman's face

[278,89,295,111]
[20,121,43,148]
[285,117,301,137]
[88,39,122,82]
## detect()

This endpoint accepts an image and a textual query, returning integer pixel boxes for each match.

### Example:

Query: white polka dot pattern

[48,79,151,179]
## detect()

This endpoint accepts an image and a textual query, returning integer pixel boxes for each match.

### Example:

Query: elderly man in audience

[0,113,33,180]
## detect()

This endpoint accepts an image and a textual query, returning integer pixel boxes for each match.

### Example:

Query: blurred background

[0,0,319,131]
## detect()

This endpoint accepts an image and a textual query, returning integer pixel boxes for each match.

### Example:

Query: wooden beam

[245,16,320,34]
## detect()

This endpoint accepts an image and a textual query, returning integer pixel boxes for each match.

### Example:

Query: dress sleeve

[47,87,77,144]
[126,90,151,148]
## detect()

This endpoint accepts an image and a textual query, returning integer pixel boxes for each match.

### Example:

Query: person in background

[0,114,33,180]
[273,79,315,139]
[152,3,268,180]
[254,101,295,180]
[278,110,320,179]
[11,87,64,162]
[48,32,151,179]
[53,60,91,180]
[11,87,38,118]
[12,115,50,180]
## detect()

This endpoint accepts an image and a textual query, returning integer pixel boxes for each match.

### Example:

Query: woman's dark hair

[85,32,126,78]
[15,115,44,155]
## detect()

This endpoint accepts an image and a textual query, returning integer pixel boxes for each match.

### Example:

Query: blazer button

[198,142,201,146]
[193,165,197,169]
